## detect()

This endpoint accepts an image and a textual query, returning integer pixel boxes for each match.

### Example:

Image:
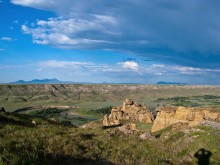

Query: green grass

[136,123,153,132]
[154,95,220,107]
[1,84,220,112]
[72,106,112,119]
[0,112,220,165]
[1,85,220,164]
[26,108,97,127]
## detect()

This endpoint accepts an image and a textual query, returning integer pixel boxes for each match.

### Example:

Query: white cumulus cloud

[21,16,117,48]
[119,61,139,72]
[11,0,55,9]
[0,37,13,41]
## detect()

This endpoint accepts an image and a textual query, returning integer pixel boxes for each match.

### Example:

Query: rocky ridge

[102,99,220,133]
[151,106,220,132]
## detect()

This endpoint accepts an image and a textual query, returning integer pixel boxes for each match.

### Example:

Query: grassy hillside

[0,111,220,165]
[1,84,220,164]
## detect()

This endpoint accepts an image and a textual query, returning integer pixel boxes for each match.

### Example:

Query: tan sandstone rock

[151,106,220,133]
[103,99,154,127]
[172,122,189,131]
[216,113,220,122]
[103,114,121,127]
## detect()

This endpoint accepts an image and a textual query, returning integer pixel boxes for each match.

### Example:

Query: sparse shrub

[0,157,6,165]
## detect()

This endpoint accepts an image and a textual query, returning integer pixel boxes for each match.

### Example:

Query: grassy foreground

[0,112,220,165]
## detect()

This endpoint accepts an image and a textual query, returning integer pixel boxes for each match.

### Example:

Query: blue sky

[0,0,220,84]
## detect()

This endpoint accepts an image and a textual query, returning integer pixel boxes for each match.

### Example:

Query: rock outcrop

[139,133,155,140]
[103,99,154,127]
[103,114,121,127]
[118,123,137,135]
[151,106,220,132]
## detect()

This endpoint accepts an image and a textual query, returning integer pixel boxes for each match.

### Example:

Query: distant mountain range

[9,79,141,84]
[156,81,187,85]
[8,79,187,85]
[10,79,75,84]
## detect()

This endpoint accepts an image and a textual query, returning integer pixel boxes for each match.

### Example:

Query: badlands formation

[103,99,220,133]
[151,106,220,132]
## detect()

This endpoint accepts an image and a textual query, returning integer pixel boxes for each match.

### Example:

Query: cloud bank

[11,0,220,69]
[36,60,220,76]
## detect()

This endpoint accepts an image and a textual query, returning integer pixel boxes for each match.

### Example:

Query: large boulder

[103,99,154,127]
[151,106,220,133]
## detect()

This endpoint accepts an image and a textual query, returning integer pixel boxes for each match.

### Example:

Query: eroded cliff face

[103,99,154,127]
[2,84,220,103]
[151,106,220,132]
